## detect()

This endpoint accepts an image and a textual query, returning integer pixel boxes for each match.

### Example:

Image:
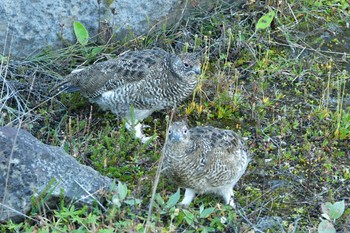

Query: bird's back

[164,124,250,193]
[65,49,170,99]
[53,49,201,123]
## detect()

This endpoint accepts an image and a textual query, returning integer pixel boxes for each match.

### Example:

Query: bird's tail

[50,79,81,96]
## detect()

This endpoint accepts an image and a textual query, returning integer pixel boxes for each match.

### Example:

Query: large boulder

[0,0,241,59]
[0,126,113,223]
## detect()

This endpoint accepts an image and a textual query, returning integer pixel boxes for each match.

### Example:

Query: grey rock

[1,0,101,58]
[0,126,113,223]
[0,0,244,58]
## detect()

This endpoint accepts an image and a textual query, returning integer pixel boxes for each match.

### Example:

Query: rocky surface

[0,126,113,223]
[0,0,243,58]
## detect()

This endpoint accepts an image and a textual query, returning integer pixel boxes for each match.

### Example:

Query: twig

[267,39,350,58]
[237,208,265,233]
[0,202,39,223]
[74,179,107,212]
[292,217,301,233]
[144,105,176,233]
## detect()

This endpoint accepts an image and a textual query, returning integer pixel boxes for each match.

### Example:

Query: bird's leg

[180,188,196,206]
[125,121,153,143]
[221,188,235,208]
[135,123,154,143]
[124,108,157,143]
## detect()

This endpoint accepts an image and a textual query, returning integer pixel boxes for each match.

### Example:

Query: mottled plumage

[162,121,251,207]
[53,49,201,142]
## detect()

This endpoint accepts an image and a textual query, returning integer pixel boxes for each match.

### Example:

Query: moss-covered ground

[1,1,349,232]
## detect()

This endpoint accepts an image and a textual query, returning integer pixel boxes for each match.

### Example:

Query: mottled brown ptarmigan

[53,49,201,142]
[162,121,251,207]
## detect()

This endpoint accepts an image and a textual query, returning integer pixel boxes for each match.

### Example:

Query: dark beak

[194,67,201,75]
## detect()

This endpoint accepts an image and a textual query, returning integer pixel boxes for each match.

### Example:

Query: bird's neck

[166,141,193,160]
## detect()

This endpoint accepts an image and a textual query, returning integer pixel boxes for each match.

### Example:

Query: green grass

[1,1,350,232]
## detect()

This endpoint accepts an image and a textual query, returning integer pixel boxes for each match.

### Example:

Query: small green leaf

[73,21,89,46]
[325,200,345,220]
[124,199,142,206]
[90,46,103,57]
[166,188,180,208]
[199,204,204,213]
[98,229,115,233]
[200,207,215,218]
[318,219,336,233]
[112,195,121,208]
[117,181,128,200]
[155,193,165,206]
[183,209,194,219]
[183,209,195,225]
[256,10,276,31]
[0,54,8,62]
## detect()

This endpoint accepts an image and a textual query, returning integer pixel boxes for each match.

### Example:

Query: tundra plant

[318,200,346,233]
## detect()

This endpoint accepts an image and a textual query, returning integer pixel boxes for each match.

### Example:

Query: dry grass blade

[144,105,176,232]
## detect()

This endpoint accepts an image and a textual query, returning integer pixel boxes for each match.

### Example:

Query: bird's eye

[184,129,188,134]
[168,130,172,135]
[184,62,190,67]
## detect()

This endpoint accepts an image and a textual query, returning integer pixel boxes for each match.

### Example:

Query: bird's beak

[194,67,201,75]
[169,133,181,142]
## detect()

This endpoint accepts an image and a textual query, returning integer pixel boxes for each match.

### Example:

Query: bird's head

[171,53,201,81]
[167,121,190,144]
